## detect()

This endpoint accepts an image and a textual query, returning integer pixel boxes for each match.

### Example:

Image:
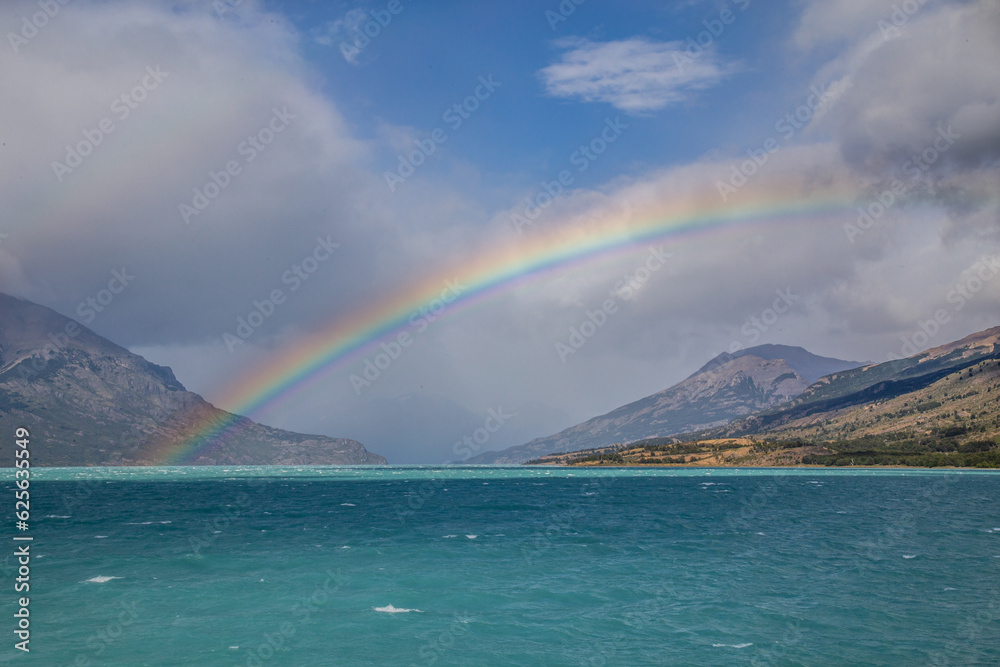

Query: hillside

[531,327,1000,468]
[714,327,1000,465]
[470,345,862,464]
[0,293,386,466]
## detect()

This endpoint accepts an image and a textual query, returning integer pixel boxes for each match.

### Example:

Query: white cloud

[539,37,736,113]
[312,8,367,63]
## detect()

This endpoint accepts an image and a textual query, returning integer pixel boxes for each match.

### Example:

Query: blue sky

[290,0,812,191]
[2,0,998,462]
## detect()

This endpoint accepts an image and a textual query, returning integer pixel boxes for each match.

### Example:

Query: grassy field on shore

[527,435,1000,468]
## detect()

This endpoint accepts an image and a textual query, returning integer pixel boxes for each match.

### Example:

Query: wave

[374,605,421,613]
[85,576,122,583]
[712,642,753,648]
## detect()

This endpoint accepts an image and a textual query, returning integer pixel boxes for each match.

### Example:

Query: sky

[1,0,998,463]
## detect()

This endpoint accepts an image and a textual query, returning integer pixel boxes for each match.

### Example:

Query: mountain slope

[714,327,1000,445]
[0,293,386,466]
[528,326,1000,468]
[470,345,862,464]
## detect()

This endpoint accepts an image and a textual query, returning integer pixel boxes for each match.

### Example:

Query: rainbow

[154,184,855,464]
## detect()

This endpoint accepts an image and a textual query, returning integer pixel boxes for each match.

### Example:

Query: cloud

[794,0,907,49]
[796,0,1000,248]
[800,1,1000,176]
[3,0,998,463]
[0,0,383,347]
[312,8,367,63]
[539,37,736,113]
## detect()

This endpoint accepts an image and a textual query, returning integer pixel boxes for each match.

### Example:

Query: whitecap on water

[85,576,122,583]
[903,554,917,559]
[95,535,108,539]
[374,605,421,613]
[44,515,71,519]
[466,535,478,539]
[340,503,356,507]
[713,643,753,648]
[443,535,458,538]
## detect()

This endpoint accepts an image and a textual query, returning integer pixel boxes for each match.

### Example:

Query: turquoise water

[2,466,998,665]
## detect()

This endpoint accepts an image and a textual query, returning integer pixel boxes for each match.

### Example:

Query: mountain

[710,327,1000,456]
[530,326,1000,468]
[0,293,386,466]
[469,344,863,464]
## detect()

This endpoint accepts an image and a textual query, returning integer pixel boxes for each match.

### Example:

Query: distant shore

[525,437,1000,469]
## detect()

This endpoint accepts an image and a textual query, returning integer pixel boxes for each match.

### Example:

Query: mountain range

[0,293,385,466]
[469,344,863,464]
[527,327,1000,468]
[3,291,997,468]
